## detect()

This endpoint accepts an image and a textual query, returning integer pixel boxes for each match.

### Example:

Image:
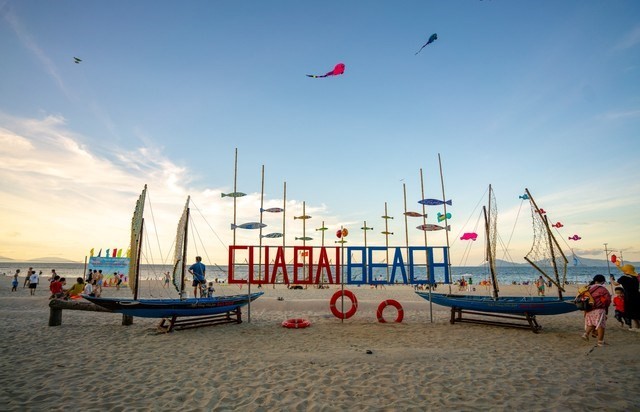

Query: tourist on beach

[581,274,611,346]
[188,256,206,298]
[612,287,631,328]
[23,267,33,288]
[83,280,94,297]
[536,276,545,296]
[65,277,85,298]
[28,270,39,295]
[95,270,103,294]
[610,264,640,332]
[49,275,64,299]
[87,269,95,283]
[163,271,171,288]
[11,269,20,292]
[114,272,123,290]
[207,282,215,298]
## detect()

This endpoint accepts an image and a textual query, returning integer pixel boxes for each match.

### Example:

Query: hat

[620,264,637,276]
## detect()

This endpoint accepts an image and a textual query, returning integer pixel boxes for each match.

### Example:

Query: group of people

[580,263,640,347]
[10,267,41,295]
[188,256,215,298]
[9,268,106,298]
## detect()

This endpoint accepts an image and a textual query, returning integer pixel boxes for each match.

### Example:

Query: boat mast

[437,154,452,293]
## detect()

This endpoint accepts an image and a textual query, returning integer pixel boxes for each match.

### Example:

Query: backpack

[574,286,595,311]
[590,285,611,309]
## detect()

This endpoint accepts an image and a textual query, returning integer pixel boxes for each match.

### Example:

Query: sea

[0,261,616,286]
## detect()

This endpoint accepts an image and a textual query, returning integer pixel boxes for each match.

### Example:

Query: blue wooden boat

[83,186,262,324]
[415,292,577,316]
[83,292,263,318]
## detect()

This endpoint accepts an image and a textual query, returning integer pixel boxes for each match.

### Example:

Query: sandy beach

[1,276,638,411]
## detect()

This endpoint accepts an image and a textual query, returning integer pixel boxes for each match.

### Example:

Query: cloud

[614,24,640,51]
[598,109,640,121]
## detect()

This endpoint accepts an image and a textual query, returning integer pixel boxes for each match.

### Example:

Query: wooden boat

[416,185,577,331]
[84,185,263,322]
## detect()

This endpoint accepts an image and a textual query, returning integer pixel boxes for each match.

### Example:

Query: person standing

[610,264,640,332]
[23,267,33,288]
[188,256,206,298]
[11,269,20,292]
[581,275,611,346]
[28,270,39,295]
[536,276,545,296]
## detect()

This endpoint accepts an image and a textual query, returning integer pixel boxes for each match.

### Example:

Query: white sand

[1,277,638,411]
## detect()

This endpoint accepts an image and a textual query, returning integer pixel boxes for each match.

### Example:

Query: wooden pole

[437,154,452,294]
[419,168,432,323]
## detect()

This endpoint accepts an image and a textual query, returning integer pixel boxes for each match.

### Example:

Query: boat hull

[82,292,263,318]
[415,292,578,316]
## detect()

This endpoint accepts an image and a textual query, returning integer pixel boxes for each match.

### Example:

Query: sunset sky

[1,1,638,266]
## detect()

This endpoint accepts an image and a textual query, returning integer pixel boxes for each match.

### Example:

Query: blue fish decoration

[519,194,529,200]
[260,207,284,213]
[261,232,283,238]
[231,222,266,230]
[418,199,452,206]
[295,237,313,241]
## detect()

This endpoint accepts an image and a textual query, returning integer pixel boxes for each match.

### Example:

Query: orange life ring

[282,318,311,329]
[376,299,404,323]
[329,290,358,319]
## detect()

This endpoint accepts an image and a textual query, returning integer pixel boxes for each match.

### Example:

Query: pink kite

[306,63,345,78]
[460,232,478,241]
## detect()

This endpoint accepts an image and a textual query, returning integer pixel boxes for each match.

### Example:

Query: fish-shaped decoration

[552,222,563,228]
[294,215,311,220]
[437,212,452,222]
[519,194,529,200]
[260,207,284,213]
[381,215,394,219]
[295,237,313,241]
[316,226,328,231]
[335,239,347,244]
[418,199,452,206]
[361,226,374,230]
[568,235,581,241]
[381,231,394,235]
[404,211,427,218]
[417,224,451,231]
[231,222,266,230]
[537,208,546,215]
[221,192,246,198]
[460,232,478,241]
[261,232,283,238]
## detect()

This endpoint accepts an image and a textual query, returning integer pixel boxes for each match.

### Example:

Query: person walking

[610,264,640,332]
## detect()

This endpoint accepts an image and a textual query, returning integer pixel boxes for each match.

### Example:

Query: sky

[1,1,639,267]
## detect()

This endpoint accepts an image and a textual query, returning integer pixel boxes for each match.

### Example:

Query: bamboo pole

[259,165,265,284]
[419,168,432,323]
[437,154,452,294]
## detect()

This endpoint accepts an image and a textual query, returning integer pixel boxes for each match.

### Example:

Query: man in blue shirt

[188,256,206,298]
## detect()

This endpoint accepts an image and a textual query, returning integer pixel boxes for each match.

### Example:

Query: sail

[128,185,147,294]
[172,196,190,294]
[485,185,499,297]
[523,189,568,293]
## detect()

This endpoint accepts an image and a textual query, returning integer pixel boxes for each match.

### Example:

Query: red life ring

[329,290,358,319]
[376,299,404,323]
[282,318,311,329]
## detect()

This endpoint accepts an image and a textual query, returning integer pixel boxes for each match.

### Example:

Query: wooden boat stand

[48,299,133,327]
[450,307,542,333]
[157,308,242,333]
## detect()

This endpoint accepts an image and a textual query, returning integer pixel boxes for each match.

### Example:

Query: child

[207,282,215,298]
[83,280,95,297]
[613,287,632,328]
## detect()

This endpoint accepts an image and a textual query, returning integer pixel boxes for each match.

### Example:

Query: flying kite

[415,33,438,55]
[568,235,581,241]
[306,63,345,78]
[73,57,82,64]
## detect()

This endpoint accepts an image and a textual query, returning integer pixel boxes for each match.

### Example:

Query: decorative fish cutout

[261,233,283,238]
[74,57,82,64]
[294,215,311,220]
[231,222,266,230]
[568,235,581,241]
[437,212,452,222]
[537,208,546,215]
[260,207,284,213]
[418,199,452,206]
[415,33,437,55]
[221,192,246,198]
[552,222,563,228]
[417,224,451,231]
[404,211,427,218]
[519,194,529,200]
[316,227,328,231]
[335,239,347,244]
[361,226,374,230]
[381,231,394,235]
[295,237,313,241]
[381,215,394,219]
[306,63,345,78]
[460,232,478,241]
